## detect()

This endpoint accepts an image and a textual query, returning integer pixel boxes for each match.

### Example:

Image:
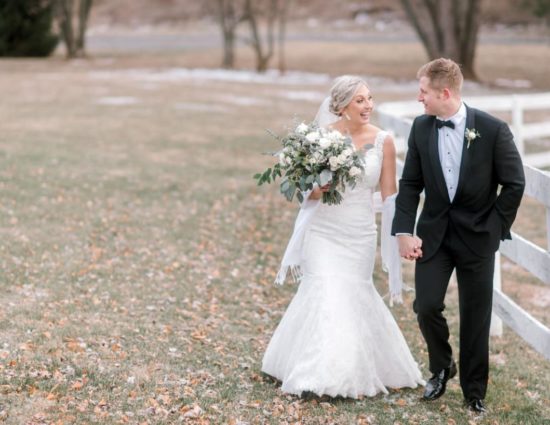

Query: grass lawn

[0,38,549,424]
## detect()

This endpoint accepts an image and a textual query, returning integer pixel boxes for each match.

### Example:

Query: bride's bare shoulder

[327,122,345,133]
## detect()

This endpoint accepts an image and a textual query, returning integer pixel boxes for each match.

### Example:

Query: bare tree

[245,0,278,72]
[399,0,482,80]
[213,0,291,72]
[244,0,291,73]
[214,0,247,68]
[56,0,94,58]
[277,0,291,74]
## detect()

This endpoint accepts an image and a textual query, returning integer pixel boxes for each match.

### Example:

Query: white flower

[332,136,344,145]
[305,131,319,142]
[308,153,320,165]
[296,123,309,134]
[337,153,348,164]
[318,137,332,149]
[256,120,367,206]
[465,128,481,149]
[349,166,362,177]
[328,130,343,141]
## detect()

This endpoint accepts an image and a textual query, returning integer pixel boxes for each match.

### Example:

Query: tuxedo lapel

[428,118,451,202]
[454,105,475,203]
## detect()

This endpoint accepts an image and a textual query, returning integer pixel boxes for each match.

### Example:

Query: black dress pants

[414,222,495,400]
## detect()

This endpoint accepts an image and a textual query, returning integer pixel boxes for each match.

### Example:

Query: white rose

[318,137,332,149]
[337,153,347,164]
[328,130,342,141]
[466,130,476,140]
[331,134,344,145]
[278,153,286,165]
[305,131,319,142]
[296,123,309,134]
[342,148,353,158]
[349,166,362,177]
[329,156,339,170]
[312,152,323,163]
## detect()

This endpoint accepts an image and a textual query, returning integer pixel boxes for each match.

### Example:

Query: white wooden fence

[378,94,550,361]
[379,92,550,168]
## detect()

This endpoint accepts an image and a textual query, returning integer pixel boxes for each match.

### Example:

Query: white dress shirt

[437,103,466,202]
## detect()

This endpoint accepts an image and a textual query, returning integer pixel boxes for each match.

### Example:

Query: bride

[261,75,425,398]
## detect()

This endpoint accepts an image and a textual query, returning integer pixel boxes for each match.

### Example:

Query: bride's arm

[379,134,397,200]
[378,134,403,305]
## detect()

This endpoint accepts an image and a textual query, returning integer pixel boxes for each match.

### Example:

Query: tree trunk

[459,0,482,79]
[215,0,245,69]
[245,0,277,73]
[57,0,94,58]
[277,0,290,74]
[400,0,481,80]
[222,29,235,68]
[76,0,93,56]
[58,0,76,58]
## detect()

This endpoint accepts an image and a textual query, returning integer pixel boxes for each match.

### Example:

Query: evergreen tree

[0,0,59,57]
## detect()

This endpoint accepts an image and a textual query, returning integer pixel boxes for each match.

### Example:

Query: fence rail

[378,94,550,361]
[379,92,550,168]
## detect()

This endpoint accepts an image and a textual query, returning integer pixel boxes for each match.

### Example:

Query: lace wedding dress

[262,131,424,398]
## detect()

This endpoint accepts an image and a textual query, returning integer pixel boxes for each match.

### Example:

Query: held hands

[397,235,423,261]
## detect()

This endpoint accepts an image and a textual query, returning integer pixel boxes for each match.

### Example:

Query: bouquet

[254,121,365,205]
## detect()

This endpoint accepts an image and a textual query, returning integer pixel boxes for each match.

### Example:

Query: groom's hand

[397,235,423,261]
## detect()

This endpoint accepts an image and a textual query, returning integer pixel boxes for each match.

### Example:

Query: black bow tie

[436,119,455,129]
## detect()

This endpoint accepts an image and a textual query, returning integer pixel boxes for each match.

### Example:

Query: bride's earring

[345,113,351,121]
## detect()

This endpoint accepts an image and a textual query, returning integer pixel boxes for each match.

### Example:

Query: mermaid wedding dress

[261,131,424,398]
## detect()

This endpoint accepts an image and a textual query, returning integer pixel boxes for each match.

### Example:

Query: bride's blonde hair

[329,75,369,116]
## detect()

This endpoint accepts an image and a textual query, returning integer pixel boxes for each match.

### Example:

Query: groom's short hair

[417,58,463,93]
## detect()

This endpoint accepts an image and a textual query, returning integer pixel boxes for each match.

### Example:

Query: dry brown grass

[0,50,548,424]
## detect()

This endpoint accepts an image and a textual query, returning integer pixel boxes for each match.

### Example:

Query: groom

[392,58,525,413]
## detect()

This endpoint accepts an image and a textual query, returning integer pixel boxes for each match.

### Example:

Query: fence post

[512,95,525,156]
[490,251,503,336]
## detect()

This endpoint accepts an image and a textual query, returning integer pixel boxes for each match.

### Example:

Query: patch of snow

[174,103,228,112]
[220,95,267,106]
[354,13,370,25]
[495,78,532,89]
[306,18,319,28]
[375,21,387,31]
[278,90,325,102]
[96,96,139,105]
[89,68,331,86]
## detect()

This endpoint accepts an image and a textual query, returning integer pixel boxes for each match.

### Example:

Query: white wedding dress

[262,131,424,398]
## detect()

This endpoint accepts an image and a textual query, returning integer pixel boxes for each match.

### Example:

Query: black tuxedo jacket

[392,105,525,262]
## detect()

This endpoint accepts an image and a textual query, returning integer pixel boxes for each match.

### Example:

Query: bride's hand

[309,184,331,200]
[397,235,423,260]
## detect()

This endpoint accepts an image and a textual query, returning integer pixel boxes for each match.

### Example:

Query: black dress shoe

[422,360,457,401]
[465,398,487,414]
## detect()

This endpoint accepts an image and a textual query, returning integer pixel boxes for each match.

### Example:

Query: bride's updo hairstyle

[329,75,369,117]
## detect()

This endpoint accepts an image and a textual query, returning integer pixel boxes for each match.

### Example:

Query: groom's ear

[441,88,452,100]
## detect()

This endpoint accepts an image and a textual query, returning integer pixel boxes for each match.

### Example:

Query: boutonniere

[465,128,481,149]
